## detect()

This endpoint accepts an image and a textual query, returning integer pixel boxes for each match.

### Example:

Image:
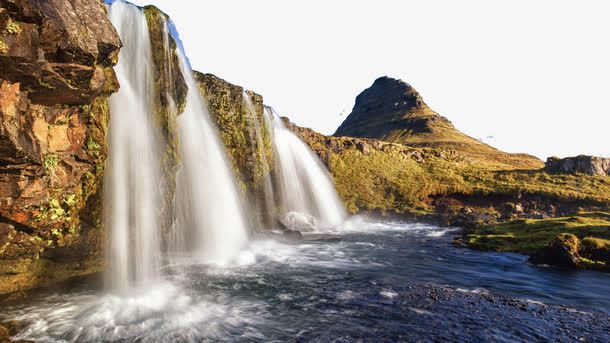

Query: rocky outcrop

[194,72,273,198]
[334,76,543,170]
[545,155,610,177]
[530,234,610,270]
[529,233,583,267]
[0,0,121,105]
[143,5,187,233]
[0,0,120,294]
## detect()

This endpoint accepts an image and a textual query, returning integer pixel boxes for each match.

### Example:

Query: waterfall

[172,53,249,265]
[105,1,163,290]
[105,0,250,290]
[242,93,277,228]
[262,107,347,231]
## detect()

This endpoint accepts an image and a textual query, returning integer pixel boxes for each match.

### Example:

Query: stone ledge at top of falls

[0,0,121,294]
[334,76,543,170]
[142,5,187,116]
[0,0,122,105]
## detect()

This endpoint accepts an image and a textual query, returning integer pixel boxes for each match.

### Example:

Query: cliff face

[335,76,543,170]
[545,156,610,177]
[0,0,121,293]
[142,5,187,234]
[194,72,273,200]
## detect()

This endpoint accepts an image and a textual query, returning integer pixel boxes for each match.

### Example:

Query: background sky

[128,0,609,159]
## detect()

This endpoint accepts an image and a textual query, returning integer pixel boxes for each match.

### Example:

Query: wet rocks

[142,5,189,236]
[545,155,610,176]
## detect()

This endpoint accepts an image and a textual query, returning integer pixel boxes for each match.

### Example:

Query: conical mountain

[334,76,542,169]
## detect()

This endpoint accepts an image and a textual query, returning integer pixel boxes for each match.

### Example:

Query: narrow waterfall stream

[240,93,347,232]
[105,0,163,291]
[173,51,249,265]
[263,107,347,231]
[242,92,277,228]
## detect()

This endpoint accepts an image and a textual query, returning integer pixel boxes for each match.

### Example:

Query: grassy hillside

[293,123,610,215]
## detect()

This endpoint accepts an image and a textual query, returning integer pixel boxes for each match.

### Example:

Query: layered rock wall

[0,0,121,293]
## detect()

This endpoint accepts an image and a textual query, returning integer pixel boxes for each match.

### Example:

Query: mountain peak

[334,76,542,169]
[334,76,439,139]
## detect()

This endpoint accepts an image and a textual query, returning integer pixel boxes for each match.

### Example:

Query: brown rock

[0,0,120,294]
[47,125,70,152]
[0,0,121,105]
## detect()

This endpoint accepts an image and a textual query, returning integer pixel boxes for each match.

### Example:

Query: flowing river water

[1,218,609,342]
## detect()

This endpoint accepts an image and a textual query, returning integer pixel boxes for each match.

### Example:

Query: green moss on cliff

[4,18,21,35]
[194,72,274,199]
[142,5,189,234]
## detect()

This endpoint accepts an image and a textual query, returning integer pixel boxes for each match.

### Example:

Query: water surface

[2,219,609,342]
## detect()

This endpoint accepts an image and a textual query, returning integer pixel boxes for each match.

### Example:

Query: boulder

[278,212,317,232]
[545,155,610,176]
[529,233,582,267]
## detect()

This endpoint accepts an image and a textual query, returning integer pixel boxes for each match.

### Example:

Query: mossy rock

[529,233,582,267]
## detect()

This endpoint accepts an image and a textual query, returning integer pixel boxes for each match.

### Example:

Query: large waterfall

[105,0,342,291]
[105,0,249,290]
[105,1,163,290]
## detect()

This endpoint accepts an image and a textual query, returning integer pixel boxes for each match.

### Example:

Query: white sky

[129,0,609,159]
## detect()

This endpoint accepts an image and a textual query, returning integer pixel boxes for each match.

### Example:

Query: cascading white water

[105,0,163,290]
[173,52,249,265]
[263,107,347,230]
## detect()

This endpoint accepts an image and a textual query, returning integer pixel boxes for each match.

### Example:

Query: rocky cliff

[334,76,543,170]
[0,0,121,294]
[545,155,610,177]
[142,5,187,234]
[194,72,273,201]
